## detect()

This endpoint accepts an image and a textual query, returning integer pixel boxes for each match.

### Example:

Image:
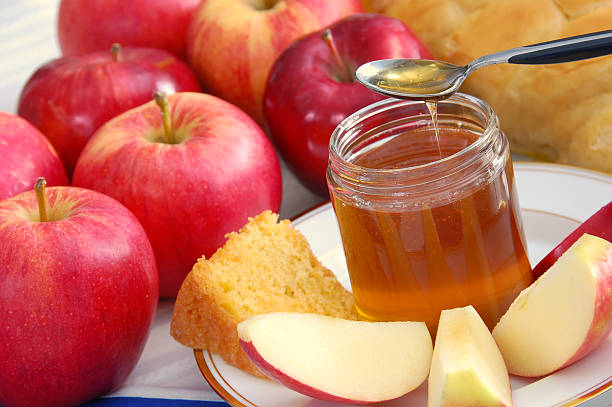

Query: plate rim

[194,161,612,407]
[194,347,612,407]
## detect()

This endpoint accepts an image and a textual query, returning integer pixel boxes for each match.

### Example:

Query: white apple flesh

[428,305,511,407]
[492,233,612,377]
[237,312,432,404]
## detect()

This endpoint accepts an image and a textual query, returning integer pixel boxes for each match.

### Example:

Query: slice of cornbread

[170,210,357,377]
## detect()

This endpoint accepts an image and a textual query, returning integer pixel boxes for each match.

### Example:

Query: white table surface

[0,1,609,406]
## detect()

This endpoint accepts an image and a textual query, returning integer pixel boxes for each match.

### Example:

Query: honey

[327,94,533,334]
[425,101,442,158]
[362,59,460,98]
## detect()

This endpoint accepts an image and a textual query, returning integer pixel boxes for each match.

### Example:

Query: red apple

[0,180,158,407]
[0,112,68,200]
[72,92,282,298]
[57,0,200,60]
[263,13,432,196]
[187,0,363,124]
[17,45,201,176]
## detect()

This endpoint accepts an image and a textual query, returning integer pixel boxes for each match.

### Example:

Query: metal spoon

[356,30,612,101]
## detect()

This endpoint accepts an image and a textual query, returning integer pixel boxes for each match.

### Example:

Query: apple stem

[111,43,120,62]
[34,177,48,222]
[154,92,174,144]
[321,29,353,82]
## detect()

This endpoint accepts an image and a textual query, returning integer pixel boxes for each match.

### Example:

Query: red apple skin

[0,187,158,407]
[240,339,392,404]
[72,92,282,298]
[57,0,200,60]
[555,246,612,373]
[17,46,201,176]
[187,0,364,124]
[263,13,433,196]
[0,112,68,200]
[532,201,612,278]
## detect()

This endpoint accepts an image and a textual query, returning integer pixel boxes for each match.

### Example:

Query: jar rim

[328,92,498,176]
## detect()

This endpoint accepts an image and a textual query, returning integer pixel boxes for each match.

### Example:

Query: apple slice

[237,312,432,404]
[428,305,511,407]
[531,201,611,278]
[492,233,612,377]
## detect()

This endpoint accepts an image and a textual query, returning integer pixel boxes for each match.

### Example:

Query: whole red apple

[72,92,282,298]
[187,0,363,124]
[0,180,158,407]
[57,0,200,60]
[0,112,68,200]
[17,45,201,176]
[263,13,432,196]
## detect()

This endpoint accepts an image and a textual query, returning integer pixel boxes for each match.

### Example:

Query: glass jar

[327,93,532,334]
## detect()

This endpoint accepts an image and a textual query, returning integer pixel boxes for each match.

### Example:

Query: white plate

[195,162,612,407]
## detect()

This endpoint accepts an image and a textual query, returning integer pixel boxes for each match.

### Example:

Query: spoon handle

[468,30,612,71]
[507,29,612,64]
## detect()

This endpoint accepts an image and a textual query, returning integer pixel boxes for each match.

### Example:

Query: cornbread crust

[170,210,357,377]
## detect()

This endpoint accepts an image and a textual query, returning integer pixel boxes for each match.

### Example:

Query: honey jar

[327,93,533,333]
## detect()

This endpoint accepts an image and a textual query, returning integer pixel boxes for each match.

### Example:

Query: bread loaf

[170,210,357,377]
[373,0,612,173]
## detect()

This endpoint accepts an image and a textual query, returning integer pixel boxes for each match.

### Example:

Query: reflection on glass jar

[327,93,533,334]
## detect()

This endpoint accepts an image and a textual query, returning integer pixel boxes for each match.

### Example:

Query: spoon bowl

[355,59,467,101]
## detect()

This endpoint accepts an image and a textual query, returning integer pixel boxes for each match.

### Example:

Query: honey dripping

[425,101,442,158]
